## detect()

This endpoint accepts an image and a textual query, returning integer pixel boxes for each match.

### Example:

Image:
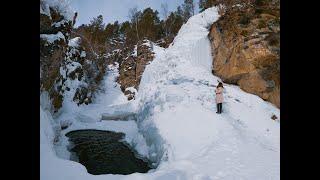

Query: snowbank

[68,37,81,47]
[133,6,280,179]
[40,32,65,44]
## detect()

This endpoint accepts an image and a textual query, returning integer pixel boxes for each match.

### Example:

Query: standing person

[215,82,224,114]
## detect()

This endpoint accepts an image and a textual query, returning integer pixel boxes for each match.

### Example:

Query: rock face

[117,40,155,100]
[40,1,107,112]
[209,0,280,108]
[40,4,74,111]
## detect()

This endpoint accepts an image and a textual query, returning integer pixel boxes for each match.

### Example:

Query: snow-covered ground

[40,7,280,180]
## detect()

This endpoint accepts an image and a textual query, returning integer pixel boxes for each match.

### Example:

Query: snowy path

[41,7,279,180]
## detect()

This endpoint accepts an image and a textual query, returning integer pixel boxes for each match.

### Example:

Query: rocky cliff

[40,0,107,112]
[209,0,280,107]
[116,40,155,100]
[40,1,73,111]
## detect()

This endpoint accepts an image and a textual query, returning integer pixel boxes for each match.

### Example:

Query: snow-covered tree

[199,0,220,12]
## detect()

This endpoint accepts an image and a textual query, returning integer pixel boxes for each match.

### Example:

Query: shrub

[51,91,63,111]
[255,0,265,6]
[268,17,280,27]
[255,8,263,14]
[257,19,267,29]
[239,15,250,25]
[240,29,249,37]
[266,33,279,46]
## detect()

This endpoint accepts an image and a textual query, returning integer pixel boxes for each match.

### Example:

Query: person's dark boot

[218,103,222,114]
[216,104,219,113]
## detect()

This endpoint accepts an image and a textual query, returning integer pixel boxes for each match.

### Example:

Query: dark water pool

[65,129,152,175]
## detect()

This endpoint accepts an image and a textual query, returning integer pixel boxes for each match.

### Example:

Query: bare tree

[191,0,195,16]
[128,7,141,41]
[183,0,195,22]
[161,3,169,19]
[161,3,169,36]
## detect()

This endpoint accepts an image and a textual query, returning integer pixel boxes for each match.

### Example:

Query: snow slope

[40,7,280,180]
[133,6,280,179]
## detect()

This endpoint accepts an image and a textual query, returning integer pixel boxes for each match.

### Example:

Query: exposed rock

[118,56,136,93]
[209,0,280,108]
[40,7,73,36]
[271,114,278,120]
[117,39,155,100]
[73,86,92,105]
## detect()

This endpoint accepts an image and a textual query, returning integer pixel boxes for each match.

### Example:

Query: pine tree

[89,15,104,32]
[119,21,130,38]
[104,21,120,39]
[162,6,184,43]
[198,0,219,12]
[199,0,207,12]
[86,15,106,53]
[182,0,195,22]
[176,6,184,17]
[74,6,187,52]
[138,8,161,41]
